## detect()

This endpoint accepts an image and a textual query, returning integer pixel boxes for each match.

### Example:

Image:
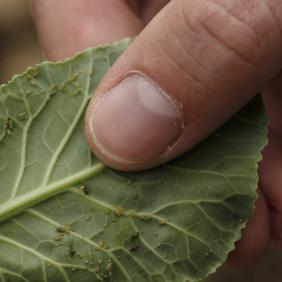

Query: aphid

[69,250,76,257]
[18,112,28,120]
[56,224,71,234]
[70,74,78,81]
[4,118,15,135]
[4,118,14,130]
[106,262,112,273]
[58,83,65,91]
[73,89,81,96]
[130,231,139,241]
[49,89,57,96]
[27,68,39,79]
[53,233,64,242]
[48,85,56,91]
[85,215,92,222]
[159,220,167,225]
[86,249,95,265]
[127,179,136,186]
[98,240,108,249]
[114,207,124,217]
[79,185,89,195]
[30,79,37,86]
[93,266,100,273]
[104,208,111,215]
[139,215,150,222]
[68,241,76,257]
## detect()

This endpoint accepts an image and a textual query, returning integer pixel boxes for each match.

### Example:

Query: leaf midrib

[0,163,105,224]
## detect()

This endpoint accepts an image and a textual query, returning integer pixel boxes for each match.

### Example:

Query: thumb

[85,0,282,171]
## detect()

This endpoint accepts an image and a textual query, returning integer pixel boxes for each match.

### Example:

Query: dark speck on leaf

[68,242,76,257]
[130,231,139,241]
[130,245,139,253]
[127,179,136,186]
[79,184,89,195]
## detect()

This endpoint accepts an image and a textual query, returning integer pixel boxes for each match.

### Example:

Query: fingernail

[89,74,184,164]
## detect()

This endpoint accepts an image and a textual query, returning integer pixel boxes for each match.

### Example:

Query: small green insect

[18,112,28,120]
[98,240,108,249]
[70,74,78,81]
[53,233,64,242]
[73,89,81,96]
[68,241,76,257]
[127,179,136,186]
[56,224,71,234]
[130,231,139,241]
[85,215,92,222]
[79,184,89,195]
[4,118,15,135]
[30,79,37,86]
[93,266,100,273]
[159,220,167,225]
[114,207,124,217]
[106,261,112,271]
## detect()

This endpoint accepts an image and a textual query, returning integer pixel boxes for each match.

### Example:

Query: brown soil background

[0,1,281,281]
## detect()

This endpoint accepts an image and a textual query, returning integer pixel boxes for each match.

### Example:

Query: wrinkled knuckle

[180,0,278,68]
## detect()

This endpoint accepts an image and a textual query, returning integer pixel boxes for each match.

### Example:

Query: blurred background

[0,0,281,281]
[0,0,42,84]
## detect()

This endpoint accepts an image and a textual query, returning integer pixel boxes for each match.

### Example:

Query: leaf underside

[0,38,267,282]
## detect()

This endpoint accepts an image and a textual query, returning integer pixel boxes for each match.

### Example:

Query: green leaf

[0,38,267,282]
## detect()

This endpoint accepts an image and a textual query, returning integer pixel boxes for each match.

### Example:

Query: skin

[32,0,282,267]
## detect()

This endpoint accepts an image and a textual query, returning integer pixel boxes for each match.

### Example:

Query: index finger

[32,0,143,60]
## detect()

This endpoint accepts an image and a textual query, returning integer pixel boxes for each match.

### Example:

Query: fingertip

[85,0,282,171]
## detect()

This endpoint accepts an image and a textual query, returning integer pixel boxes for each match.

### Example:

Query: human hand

[32,0,282,267]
